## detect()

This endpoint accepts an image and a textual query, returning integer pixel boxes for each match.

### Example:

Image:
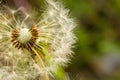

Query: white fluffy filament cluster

[0,0,76,80]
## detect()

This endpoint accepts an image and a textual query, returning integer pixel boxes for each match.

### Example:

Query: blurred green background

[63,0,120,80]
[2,0,120,80]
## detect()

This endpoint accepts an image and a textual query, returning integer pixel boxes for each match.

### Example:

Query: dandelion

[0,0,76,80]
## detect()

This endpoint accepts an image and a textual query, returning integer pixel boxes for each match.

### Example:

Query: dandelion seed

[0,0,76,80]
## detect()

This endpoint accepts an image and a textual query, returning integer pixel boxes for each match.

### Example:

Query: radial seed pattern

[0,0,76,80]
[11,26,39,51]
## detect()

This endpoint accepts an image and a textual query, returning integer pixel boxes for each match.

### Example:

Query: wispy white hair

[0,0,76,80]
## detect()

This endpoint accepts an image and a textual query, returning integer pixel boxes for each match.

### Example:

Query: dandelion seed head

[0,0,76,79]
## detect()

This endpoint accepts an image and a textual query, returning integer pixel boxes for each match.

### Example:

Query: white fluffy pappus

[0,0,76,80]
